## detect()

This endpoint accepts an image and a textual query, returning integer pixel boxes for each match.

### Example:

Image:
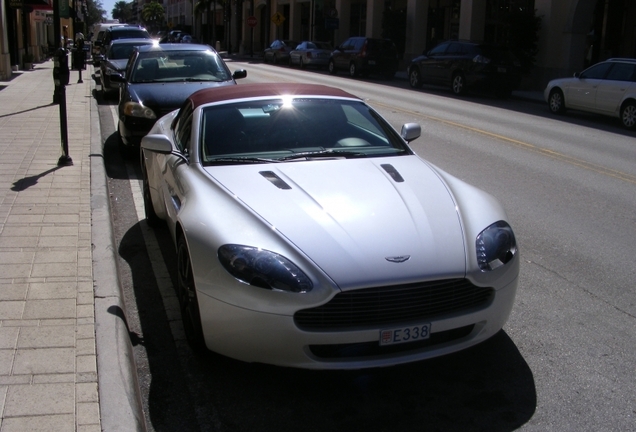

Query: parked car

[158,30,184,43]
[98,38,157,99]
[407,40,522,98]
[544,58,636,129]
[289,41,333,69]
[93,25,152,64]
[263,39,299,64]
[328,37,399,79]
[139,82,520,369]
[109,44,247,149]
[91,22,127,63]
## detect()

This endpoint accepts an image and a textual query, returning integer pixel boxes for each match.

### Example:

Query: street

[95,60,636,431]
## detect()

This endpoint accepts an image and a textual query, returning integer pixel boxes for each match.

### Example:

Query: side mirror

[109,73,126,84]
[141,134,173,154]
[233,69,247,80]
[574,72,581,78]
[401,123,421,143]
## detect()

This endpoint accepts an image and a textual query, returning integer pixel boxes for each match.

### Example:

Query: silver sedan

[140,83,520,369]
[289,41,333,69]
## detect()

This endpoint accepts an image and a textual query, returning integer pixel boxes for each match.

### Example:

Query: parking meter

[53,48,70,87]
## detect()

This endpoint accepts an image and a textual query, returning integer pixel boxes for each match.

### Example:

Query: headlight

[218,245,313,293]
[476,221,517,271]
[123,102,156,119]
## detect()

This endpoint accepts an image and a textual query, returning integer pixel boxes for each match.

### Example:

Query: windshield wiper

[279,149,368,161]
[206,157,280,165]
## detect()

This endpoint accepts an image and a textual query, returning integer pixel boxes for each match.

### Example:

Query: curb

[89,71,147,431]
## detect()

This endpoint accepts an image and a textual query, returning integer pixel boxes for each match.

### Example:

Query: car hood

[129,81,236,115]
[204,156,467,289]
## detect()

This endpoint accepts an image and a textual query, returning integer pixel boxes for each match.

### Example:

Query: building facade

[1,0,635,87]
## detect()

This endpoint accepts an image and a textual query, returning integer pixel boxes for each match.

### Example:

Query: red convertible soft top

[188,83,359,109]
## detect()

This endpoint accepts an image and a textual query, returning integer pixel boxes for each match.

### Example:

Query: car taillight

[473,54,491,64]
[279,47,286,52]
[307,52,313,58]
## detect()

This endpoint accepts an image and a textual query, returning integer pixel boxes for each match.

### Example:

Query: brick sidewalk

[0,60,101,431]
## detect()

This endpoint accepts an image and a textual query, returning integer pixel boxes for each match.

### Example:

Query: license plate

[380,323,431,346]
[498,67,507,73]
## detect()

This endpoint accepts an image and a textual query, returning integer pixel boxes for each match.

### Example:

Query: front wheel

[349,62,358,77]
[409,68,422,88]
[177,236,207,354]
[328,60,337,75]
[142,169,161,228]
[548,89,566,114]
[620,101,636,129]
[451,72,466,95]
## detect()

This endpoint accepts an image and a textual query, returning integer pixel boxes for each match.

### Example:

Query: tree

[142,1,165,34]
[112,1,133,23]
[84,0,107,30]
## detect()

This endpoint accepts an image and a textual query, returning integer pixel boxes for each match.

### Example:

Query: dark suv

[407,40,522,97]
[93,25,152,63]
[328,37,399,79]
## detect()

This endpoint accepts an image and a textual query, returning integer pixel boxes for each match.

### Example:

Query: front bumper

[197,275,518,369]
[118,116,155,146]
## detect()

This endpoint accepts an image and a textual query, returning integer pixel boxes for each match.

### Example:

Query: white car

[544,58,636,129]
[140,83,520,369]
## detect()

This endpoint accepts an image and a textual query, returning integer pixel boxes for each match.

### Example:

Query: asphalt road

[95,61,636,431]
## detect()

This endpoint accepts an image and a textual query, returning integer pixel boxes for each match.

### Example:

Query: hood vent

[381,164,404,182]
[260,171,292,190]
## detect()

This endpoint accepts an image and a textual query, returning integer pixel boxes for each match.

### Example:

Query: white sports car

[140,83,519,369]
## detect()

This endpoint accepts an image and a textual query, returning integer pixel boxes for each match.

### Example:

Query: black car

[98,38,156,99]
[407,40,522,97]
[328,37,399,79]
[93,25,152,62]
[109,44,247,150]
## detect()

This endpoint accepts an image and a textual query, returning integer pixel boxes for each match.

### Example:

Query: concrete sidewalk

[0,60,143,431]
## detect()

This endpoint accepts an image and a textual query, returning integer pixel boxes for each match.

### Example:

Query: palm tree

[142,1,165,34]
[111,1,132,23]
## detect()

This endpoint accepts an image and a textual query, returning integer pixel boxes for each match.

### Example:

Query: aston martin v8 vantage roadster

[140,83,519,369]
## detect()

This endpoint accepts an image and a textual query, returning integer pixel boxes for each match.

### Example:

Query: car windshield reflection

[200,99,410,165]
[131,52,231,83]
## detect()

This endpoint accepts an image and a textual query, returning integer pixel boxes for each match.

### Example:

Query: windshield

[200,98,411,165]
[131,51,232,83]
[109,43,151,60]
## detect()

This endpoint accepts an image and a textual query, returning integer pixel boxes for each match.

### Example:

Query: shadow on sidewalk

[11,166,63,191]
[0,103,55,118]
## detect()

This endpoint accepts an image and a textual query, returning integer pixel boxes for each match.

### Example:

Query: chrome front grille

[294,279,493,331]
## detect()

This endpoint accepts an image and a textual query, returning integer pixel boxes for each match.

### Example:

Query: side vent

[381,164,404,182]
[260,171,292,190]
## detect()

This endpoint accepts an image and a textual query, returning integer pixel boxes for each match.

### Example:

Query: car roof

[188,83,359,109]
[605,58,636,64]
[136,43,215,53]
[109,25,147,31]
[109,38,155,45]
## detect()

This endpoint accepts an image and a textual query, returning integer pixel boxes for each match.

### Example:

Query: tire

[328,60,337,75]
[620,100,636,130]
[349,62,358,77]
[142,169,161,228]
[548,88,566,114]
[177,236,207,354]
[451,72,466,95]
[409,67,422,88]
